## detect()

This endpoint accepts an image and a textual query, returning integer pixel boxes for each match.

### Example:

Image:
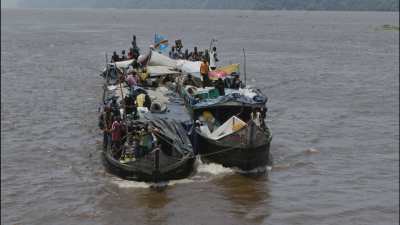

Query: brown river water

[1,8,399,225]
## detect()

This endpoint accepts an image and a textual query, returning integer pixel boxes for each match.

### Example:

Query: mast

[243,48,247,87]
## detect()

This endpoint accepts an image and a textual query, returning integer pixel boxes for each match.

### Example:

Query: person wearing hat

[200,59,210,88]
[99,105,113,150]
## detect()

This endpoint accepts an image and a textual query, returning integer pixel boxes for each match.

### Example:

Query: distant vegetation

[376,24,400,31]
[17,0,399,11]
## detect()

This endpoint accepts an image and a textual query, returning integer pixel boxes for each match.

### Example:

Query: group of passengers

[100,35,160,162]
[99,90,157,162]
[168,39,219,65]
[111,35,141,62]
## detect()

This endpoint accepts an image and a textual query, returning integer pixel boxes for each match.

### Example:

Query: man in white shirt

[209,46,219,70]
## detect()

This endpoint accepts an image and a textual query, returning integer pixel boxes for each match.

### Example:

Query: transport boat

[177,80,273,171]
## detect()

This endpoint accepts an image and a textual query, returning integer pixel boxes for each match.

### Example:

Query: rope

[198,145,239,158]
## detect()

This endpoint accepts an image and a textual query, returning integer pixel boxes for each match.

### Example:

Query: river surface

[1,9,399,225]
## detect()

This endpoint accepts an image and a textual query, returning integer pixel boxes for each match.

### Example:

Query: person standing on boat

[132,35,140,59]
[204,49,210,64]
[260,107,267,128]
[126,72,138,87]
[99,105,113,150]
[209,47,219,70]
[200,59,210,88]
[132,35,137,48]
[111,116,123,156]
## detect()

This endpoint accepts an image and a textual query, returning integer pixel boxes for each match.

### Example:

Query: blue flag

[154,33,168,53]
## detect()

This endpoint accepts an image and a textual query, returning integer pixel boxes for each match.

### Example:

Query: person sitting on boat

[184,49,189,60]
[183,74,197,87]
[175,39,183,52]
[136,93,152,110]
[200,111,220,132]
[99,105,113,150]
[121,137,136,162]
[132,138,143,158]
[138,67,149,85]
[198,51,204,61]
[144,94,152,110]
[131,60,140,71]
[111,51,120,63]
[200,59,210,88]
[231,73,243,89]
[209,47,219,70]
[215,78,225,96]
[191,46,200,61]
[120,50,127,61]
[127,48,134,59]
[111,116,123,157]
[138,125,153,154]
[176,47,184,59]
[110,97,121,117]
[123,93,137,117]
[169,46,176,59]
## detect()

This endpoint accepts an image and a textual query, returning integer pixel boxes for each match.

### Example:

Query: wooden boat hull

[102,148,196,182]
[194,122,272,171]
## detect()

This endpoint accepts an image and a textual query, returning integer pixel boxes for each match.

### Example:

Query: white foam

[305,148,320,154]
[196,161,234,175]
[110,177,151,189]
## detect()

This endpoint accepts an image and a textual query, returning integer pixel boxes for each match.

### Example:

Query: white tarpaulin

[114,59,134,68]
[148,51,177,67]
[200,116,247,140]
[176,60,202,77]
[147,66,180,77]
